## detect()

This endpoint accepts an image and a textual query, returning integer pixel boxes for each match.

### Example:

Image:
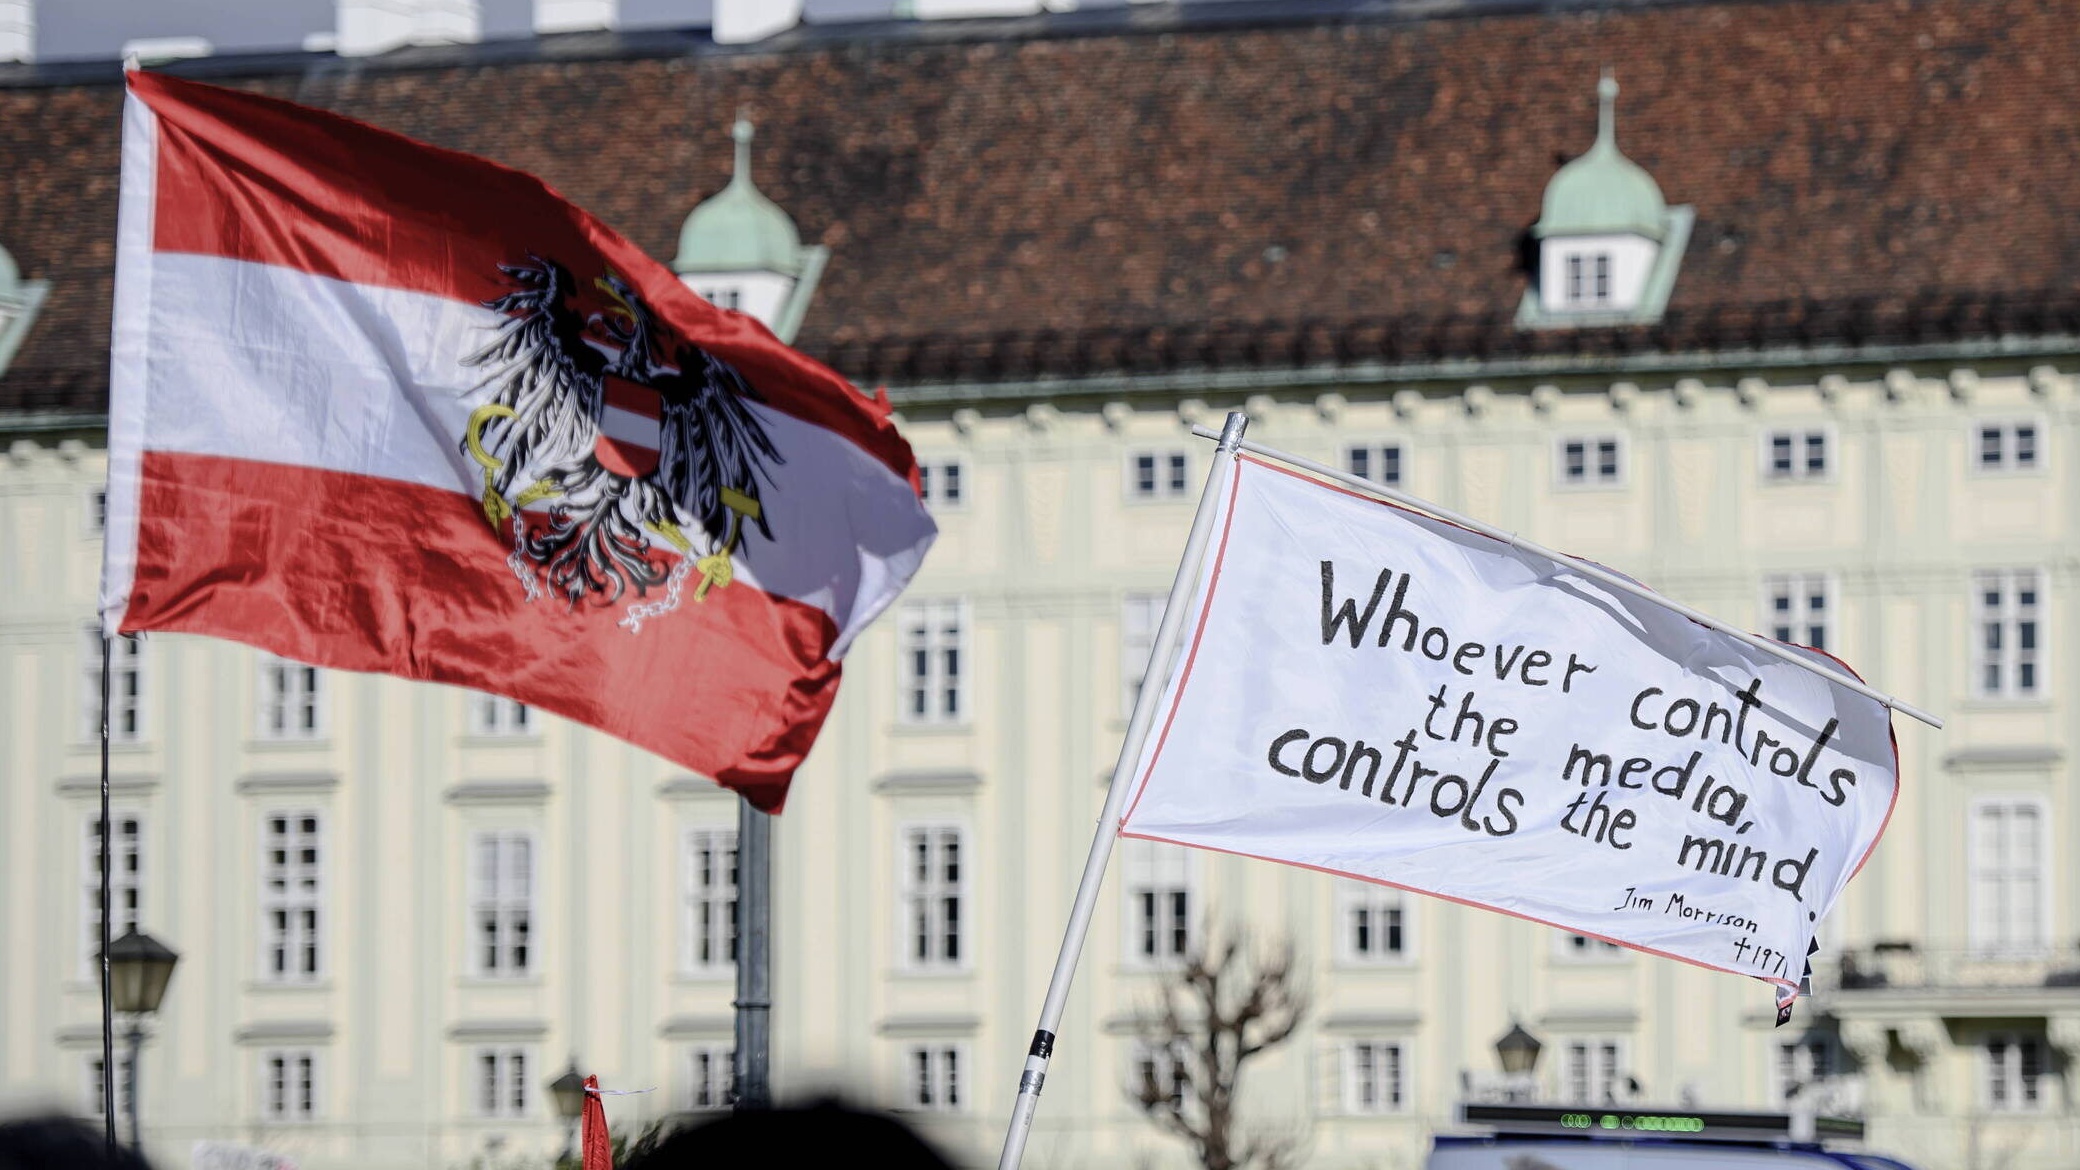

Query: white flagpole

[1190,426,1942,731]
[995,410,1249,1170]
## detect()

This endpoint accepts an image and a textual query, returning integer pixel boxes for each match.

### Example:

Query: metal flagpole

[995,410,1249,1170]
[732,795,772,1110]
[98,633,117,1149]
[1189,425,1943,731]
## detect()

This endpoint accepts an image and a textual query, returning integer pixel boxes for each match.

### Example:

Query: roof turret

[1534,73,1667,241]
[674,117,805,276]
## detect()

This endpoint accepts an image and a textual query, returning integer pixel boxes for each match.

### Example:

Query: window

[900,826,965,970]
[1765,429,1829,480]
[1977,422,2040,472]
[1121,594,1167,717]
[1123,840,1194,965]
[1556,932,1624,961]
[257,655,324,740]
[1985,1035,2044,1112]
[1558,436,1622,486]
[83,813,143,970]
[82,630,146,743]
[918,460,965,510]
[1559,1038,1627,1105]
[87,487,107,535]
[897,600,965,724]
[1975,570,2044,699]
[1346,443,1404,488]
[904,1044,963,1112]
[683,828,738,974]
[468,694,532,737]
[474,1047,530,1119]
[1774,1036,1834,1105]
[260,1050,318,1122]
[1764,574,1832,651]
[1339,881,1409,963]
[470,832,534,977]
[1970,799,2047,955]
[260,812,322,981]
[687,1045,734,1111]
[82,1051,133,1125]
[1133,1040,1190,1112]
[1562,252,1613,307]
[1129,450,1191,500]
[698,285,742,311]
[1345,1041,1408,1114]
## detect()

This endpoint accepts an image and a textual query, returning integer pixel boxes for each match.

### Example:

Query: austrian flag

[101,71,937,810]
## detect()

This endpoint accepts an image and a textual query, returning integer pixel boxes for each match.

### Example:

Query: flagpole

[995,410,1249,1170]
[733,796,772,1110]
[98,632,117,1150]
[1188,426,1942,730]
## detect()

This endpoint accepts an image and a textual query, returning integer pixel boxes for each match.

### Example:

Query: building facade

[2,2,2080,1168]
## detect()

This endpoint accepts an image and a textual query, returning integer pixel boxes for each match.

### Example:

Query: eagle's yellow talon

[514,479,562,508]
[646,519,693,553]
[693,553,734,601]
[481,489,512,529]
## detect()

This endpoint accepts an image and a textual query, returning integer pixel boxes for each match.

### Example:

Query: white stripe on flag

[598,403,661,449]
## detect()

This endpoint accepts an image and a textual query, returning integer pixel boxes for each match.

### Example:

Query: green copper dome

[674,119,804,276]
[1535,74,1667,242]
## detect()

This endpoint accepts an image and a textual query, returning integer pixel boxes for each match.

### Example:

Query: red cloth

[106,72,936,812]
[580,1075,612,1170]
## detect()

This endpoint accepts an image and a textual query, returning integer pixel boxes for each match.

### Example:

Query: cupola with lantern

[672,117,828,344]
[1517,73,1692,329]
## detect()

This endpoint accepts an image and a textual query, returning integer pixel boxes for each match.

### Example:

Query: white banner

[1120,456,1897,1004]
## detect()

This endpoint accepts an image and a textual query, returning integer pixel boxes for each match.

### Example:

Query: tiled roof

[2,0,2077,416]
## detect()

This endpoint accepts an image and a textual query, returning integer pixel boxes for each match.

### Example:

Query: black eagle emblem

[459,255,782,622]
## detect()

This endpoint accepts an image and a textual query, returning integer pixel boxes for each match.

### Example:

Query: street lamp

[1494,1021,1543,1103]
[105,928,179,1153]
[549,1061,586,1167]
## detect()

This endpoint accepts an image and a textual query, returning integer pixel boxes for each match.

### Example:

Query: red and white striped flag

[101,71,936,810]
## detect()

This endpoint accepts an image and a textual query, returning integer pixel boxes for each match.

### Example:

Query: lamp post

[105,928,179,1154]
[548,1061,586,1168]
[1494,1021,1543,1103]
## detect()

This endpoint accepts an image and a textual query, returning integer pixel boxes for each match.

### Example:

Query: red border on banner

[1116,453,1907,1000]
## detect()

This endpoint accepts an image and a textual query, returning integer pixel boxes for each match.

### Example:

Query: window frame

[1971,418,2046,477]
[467,694,534,738]
[1760,425,1835,483]
[1968,796,2051,957]
[1557,1036,1631,1105]
[1984,1033,2047,1113]
[1343,1039,1411,1115]
[896,822,968,973]
[1553,434,1627,490]
[1553,930,1629,964]
[1762,573,1835,653]
[259,1048,320,1124]
[682,826,739,976]
[1120,593,1168,719]
[468,830,536,979]
[255,655,327,741]
[1121,839,1196,969]
[1344,442,1407,489]
[1132,1039,1192,1113]
[472,1046,533,1120]
[1125,449,1193,503]
[895,598,969,726]
[82,1050,134,1126]
[1972,568,2047,701]
[686,1043,735,1112]
[917,458,967,512]
[81,810,145,974]
[258,809,324,983]
[81,629,148,745]
[1772,1035,1837,1106]
[1335,879,1414,966]
[901,1042,968,1113]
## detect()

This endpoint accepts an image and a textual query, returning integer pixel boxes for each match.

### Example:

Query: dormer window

[672,118,830,343]
[0,242,49,379]
[1518,74,1693,329]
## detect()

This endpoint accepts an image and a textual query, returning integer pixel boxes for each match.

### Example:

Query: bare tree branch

[1125,918,1311,1170]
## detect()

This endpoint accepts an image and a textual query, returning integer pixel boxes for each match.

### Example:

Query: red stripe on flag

[127,70,919,492]
[120,451,837,811]
[602,377,663,420]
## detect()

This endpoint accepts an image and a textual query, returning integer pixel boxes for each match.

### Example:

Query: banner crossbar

[1189,425,1941,731]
